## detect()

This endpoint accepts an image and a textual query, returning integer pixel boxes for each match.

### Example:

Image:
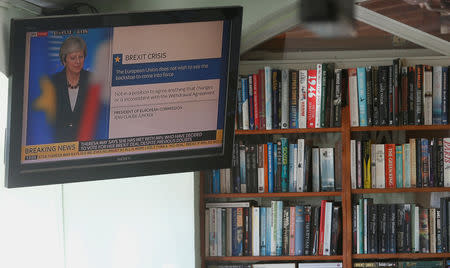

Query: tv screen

[6,6,242,188]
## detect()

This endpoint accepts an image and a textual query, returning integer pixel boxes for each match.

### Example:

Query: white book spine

[414,206,420,252]
[371,144,377,188]
[315,64,322,128]
[351,140,357,189]
[297,139,305,192]
[226,208,232,256]
[424,67,433,125]
[265,66,273,130]
[225,168,231,193]
[430,208,436,253]
[349,70,359,127]
[252,207,260,256]
[444,138,450,187]
[298,70,308,128]
[210,207,216,256]
[293,144,298,192]
[271,201,277,256]
[375,144,386,188]
[281,69,289,129]
[323,202,333,256]
[220,168,226,193]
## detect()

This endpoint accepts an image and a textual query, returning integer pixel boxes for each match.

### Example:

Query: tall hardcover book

[388,65,394,125]
[334,69,343,127]
[419,208,430,253]
[258,144,265,193]
[264,66,273,130]
[248,74,254,130]
[366,67,373,126]
[372,66,380,125]
[297,139,306,192]
[432,66,443,125]
[315,64,322,128]
[281,69,289,129]
[407,66,416,125]
[349,68,359,127]
[321,63,334,127]
[304,205,312,255]
[401,66,409,125]
[289,70,299,128]
[393,59,400,126]
[312,148,320,192]
[272,69,281,129]
[320,148,335,191]
[379,66,389,126]
[258,69,266,129]
[252,73,260,130]
[298,70,308,128]
[307,69,318,128]
[415,65,424,125]
[295,205,305,255]
[423,65,433,125]
[241,77,250,130]
[357,67,368,126]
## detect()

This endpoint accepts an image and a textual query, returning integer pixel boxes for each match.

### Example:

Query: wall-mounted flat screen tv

[6,6,242,187]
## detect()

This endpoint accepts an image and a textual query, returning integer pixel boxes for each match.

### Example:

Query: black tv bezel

[6,6,242,188]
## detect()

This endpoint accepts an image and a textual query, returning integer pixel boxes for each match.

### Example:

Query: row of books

[209,263,342,268]
[349,62,450,127]
[204,139,340,194]
[237,64,342,130]
[205,200,342,257]
[350,138,450,189]
[353,197,450,254]
[353,260,445,268]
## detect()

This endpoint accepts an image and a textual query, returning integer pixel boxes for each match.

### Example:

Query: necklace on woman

[67,80,79,89]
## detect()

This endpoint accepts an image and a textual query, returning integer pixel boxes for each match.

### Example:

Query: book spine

[258,144,265,193]
[432,66,443,125]
[349,68,359,126]
[388,65,394,125]
[353,205,358,253]
[281,69,289,129]
[442,67,448,124]
[379,204,388,253]
[401,66,409,125]
[396,145,403,188]
[372,67,380,125]
[320,148,335,191]
[241,77,250,130]
[252,207,260,256]
[376,144,386,188]
[357,67,368,126]
[419,208,430,253]
[267,142,274,193]
[357,141,362,189]
[326,64,335,128]
[243,207,249,256]
[315,64,322,128]
[270,201,277,256]
[366,67,373,126]
[237,77,243,129]
[334,69,342,127]
[385,144,396,188]
[276,201,283,256]
[307,69,318,128]
[297,139,305,192]
[248,75,254,130]
[276,141,282,192]
[436,209,442,253]
[422,138,430,187]
[393,59,400,126]
[298,70,308,128]
[430,208,436,253]
[289,206,296,256]
[289,143,295,192]
[258,69,266,129]
[236,207,244,256]
[331,204,342,255]
[281,138,289,192]
[351,140,357,189]
[312,148,320,192]
[205,208,210,256]
[272,70,280,129]
[363,141,371,189]
[379,66,389,126]
[282,206,289,255]
[260,207,266,256]
[440,198,448,253]
[264,66,272,130]
[226,208,232,256]
[295,205,305,255]
[410,139,417,187]
[388,204,396,253]
[444,138,450,187]
[423,65,433,125]
[414,205,420,252]
[252,73,260,130]
[289,70,299,128]
[408,67,416,125]
[415,65,424,125]
[320,63,328,127]
[323,202,333,255]
[304,205,312,255]
[266,207,272,256]
[438,138,444,187]
[404,144,411,188]
[371,144,377,189]
[318,200,327,255]
[404,204,412,253]
[369,202,378,253]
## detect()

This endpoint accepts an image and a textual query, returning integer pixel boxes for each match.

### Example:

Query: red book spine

[307,69,317,128]
[253,73,260,130]
[289,206,296,256]
[318,200,327,255]
[385,144,396,188]
[258,69,266,130]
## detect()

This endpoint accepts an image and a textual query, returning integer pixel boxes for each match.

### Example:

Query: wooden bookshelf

[351,124,450,132]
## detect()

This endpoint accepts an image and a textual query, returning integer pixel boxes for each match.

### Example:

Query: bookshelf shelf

[352,187,450,194]
[352,253,450,260]
[204,191,343,199]
[350,125,450,132]
[235,127,343,135]
[205,255,344,262]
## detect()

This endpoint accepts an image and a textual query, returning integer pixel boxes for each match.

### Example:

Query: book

[410,138,417,187]
[432,66,443,125]
[375,144,386,188]
[316,64,322,128]
[281,69,289,129]
[442,67,448,124]
[357,67,368,126]
[264,66,273,130]
[272,69,281,129]
[312,148,320,192]
[289,143,297,192]
[444,138,450,187]
[407,66,416,125]
[396,145,403,188]
[423,65,433,125]
[372,66,380,125]
[289,70,299,128]
[323,201,333,255]
[349,68,359,127]
[298,70,308,128]
[260,207,267,256]
[248,74,254,130]
[307,69,318,128]
[333,69,343,127]
[379,66,389,126]
[403,144,411,188]
[304,205,312,255]
[385,144,396,188]
[363,141,371,189]
[282,206,289,255]
[241,77,250,130]
[289,206,296,256]
[258,144,265,193]
[295,205,305,255]
[258,69,266,129]
[401,66,409,125]
[267,142,274,193]
[297,139,305,192]
[252,207,260,256]
[351,140,357,189]
[281,138,289,192]
[320,148,335,191]
[366,67,373,126]
[252,73,260,130]
[415,65,423,125]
